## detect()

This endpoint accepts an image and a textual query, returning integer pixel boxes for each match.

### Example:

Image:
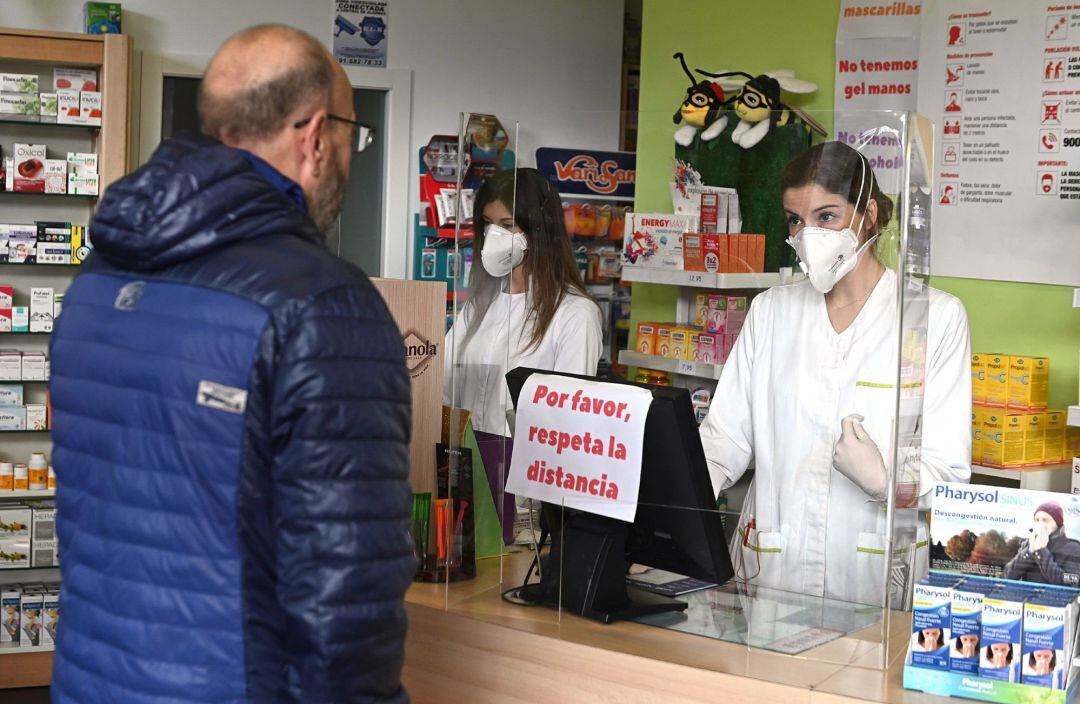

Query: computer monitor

[505,367,734,624]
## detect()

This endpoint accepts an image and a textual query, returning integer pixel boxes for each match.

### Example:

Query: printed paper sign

[333,0,388,68]
[505,374,652,523]
[929,482,1080,588]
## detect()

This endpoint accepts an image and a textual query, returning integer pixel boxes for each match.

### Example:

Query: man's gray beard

[312,165,347,234]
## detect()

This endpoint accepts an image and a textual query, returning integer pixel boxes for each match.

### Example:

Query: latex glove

[833,414,888,502]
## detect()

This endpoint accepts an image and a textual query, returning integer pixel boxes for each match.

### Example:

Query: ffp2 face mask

[480,223,528,277]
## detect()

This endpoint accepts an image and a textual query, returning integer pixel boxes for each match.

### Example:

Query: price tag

[687,273,705,285]
[677,360,696,375]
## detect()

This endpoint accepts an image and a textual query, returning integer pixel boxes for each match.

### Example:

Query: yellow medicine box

[1044,410,1065,464]
[1024,413,1045,465]
[669,328,690,360]
[1007,356,1049,410]
[1067,425,1080,458]
[971,353,986,404]
[981,412,1006,466]
[694,294,709,328]
[687,330,701,362]
[1002,413,1025,467]
[984,355,1008,406]
[971,407,984,465]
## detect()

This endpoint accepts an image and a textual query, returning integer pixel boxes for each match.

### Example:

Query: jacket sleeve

[916,294,972,508]
[271,283,416,703]
[698,299,757,497]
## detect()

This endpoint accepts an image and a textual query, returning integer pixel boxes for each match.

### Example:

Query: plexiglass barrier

[424,107,958,678]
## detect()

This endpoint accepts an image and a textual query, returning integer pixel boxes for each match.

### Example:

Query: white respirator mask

[481,223,528,278]
[786,157,879,294]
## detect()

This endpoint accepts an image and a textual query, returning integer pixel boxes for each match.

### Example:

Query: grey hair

[198,25,334,142]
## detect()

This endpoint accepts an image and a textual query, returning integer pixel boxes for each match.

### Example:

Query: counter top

[402,550,953,704]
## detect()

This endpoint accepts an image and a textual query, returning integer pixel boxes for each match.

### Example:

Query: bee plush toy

[695,69,818,149]
[671,53,735,147]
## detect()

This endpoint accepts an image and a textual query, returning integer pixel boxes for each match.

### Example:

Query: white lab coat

[444,289,603,436]
[700,267,971,605]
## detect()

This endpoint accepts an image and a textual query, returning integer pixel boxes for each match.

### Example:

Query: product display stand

[0,26,132,688]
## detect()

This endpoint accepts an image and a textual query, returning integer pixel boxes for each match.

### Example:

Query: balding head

[198,25,357,233]
[199,24,345,144]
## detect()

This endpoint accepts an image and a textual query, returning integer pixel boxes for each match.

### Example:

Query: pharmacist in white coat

[700,142,971,606]
[444,168,603,436]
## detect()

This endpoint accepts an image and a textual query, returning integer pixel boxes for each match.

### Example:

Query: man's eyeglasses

[293,113,376,153]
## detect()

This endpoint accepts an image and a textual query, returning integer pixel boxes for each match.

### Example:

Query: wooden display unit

[0,27,134,689]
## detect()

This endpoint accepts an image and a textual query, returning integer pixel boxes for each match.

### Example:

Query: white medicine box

[29,288,53,332]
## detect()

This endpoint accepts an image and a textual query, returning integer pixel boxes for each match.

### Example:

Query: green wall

[634,0,1079,409]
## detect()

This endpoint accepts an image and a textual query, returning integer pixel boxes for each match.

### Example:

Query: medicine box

[971,353,986,403]
[984,355,1009,406]
[0,384,23,406]
[1024,413,1045,465]
[53,67,97,92]
[683,233,721,273]
[18,593,41,646]
[1003,413,1025,468]
[25,404,46,431]
[39,591,59,646]
[635,323,656,356]
[0,537,30,569]
[1044,410,1065,464]
[44,160,66,195]
[12,307,28,333]
[0,405,26,430]
[0,74,38,94]
[697,333,718,364]
[1008,356,1049,410]
[1073,456,1080,496]
[0,590,20,644]
[79,91,102,125]
[694,294,708,328]
[68,172,98,195]
[29,287,53,332]
[1021,595,1074,689]
[0,286,11,309]
[39,93,57,121]
[911,581,952,670]
[980,593,1024,682]
[0,310,9,333]
[0,508,31,539]
[0,352,19,381]
[971,408,984,465]
[13,143,46,193]
[687,330,701,362]
[654,325,672,358]
[727,296,747,335]
[66,152,97,175]
[705,294,727,334]
[981,411,1006,466]
[21,353,45,381]
[669,328,690,360]
[950,580,989,674]
[0,93,40,121]
[84,3,122,34]
[56,90,81,124]
[623,213,692,270]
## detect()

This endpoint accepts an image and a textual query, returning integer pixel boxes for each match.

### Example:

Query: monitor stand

[518,508,688,625]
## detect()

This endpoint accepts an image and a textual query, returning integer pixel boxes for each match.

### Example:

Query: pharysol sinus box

[1021,595,1075,689]
[911,581,952,670]
[950,580,991,674]
[980,593,1024,682]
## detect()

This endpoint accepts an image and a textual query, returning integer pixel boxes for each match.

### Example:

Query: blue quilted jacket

[49,134,415,703]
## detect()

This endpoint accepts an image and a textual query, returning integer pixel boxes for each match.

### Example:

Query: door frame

[139,53,413,278]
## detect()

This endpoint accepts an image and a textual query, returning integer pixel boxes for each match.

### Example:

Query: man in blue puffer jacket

[49,25,415,703]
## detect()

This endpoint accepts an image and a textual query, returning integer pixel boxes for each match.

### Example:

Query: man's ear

[297,109,329,176]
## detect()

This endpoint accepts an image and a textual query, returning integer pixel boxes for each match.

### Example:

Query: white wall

[2,0,626,267]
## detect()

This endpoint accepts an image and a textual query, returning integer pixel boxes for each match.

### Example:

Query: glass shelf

[0,116,98,131]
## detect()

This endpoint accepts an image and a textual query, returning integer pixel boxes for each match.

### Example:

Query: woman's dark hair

[461,168,592,353]
[1028,651,1057,670]
[780,141,894,238]
[986,644,1013,663]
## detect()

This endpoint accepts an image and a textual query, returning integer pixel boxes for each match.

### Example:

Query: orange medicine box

[683,233,721,273]
[751,234,764,272]
[636,323,656,355]
[1007,356,1049,410]
[983,354,1008,406]
[654,325,673,358]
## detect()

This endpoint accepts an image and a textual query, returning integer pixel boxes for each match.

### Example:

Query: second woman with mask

[445,168,604,436]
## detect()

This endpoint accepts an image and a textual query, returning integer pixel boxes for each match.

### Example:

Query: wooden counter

[402,551,953,704]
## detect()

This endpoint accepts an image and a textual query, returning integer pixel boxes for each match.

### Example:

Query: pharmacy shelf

[0,489,54,500]
[618,350,723,380]
[971,462,1072,492]
[1068,405,1080,427]
[0,430,49,434]
[0,332,50,336]
[0,116,98,131]
[621,267,801,289]
[0,643,54,657]
[0,191,96,201]
[0,261,80,268]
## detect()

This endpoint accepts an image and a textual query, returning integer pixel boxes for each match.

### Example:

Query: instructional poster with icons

[918,0,1080,286]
